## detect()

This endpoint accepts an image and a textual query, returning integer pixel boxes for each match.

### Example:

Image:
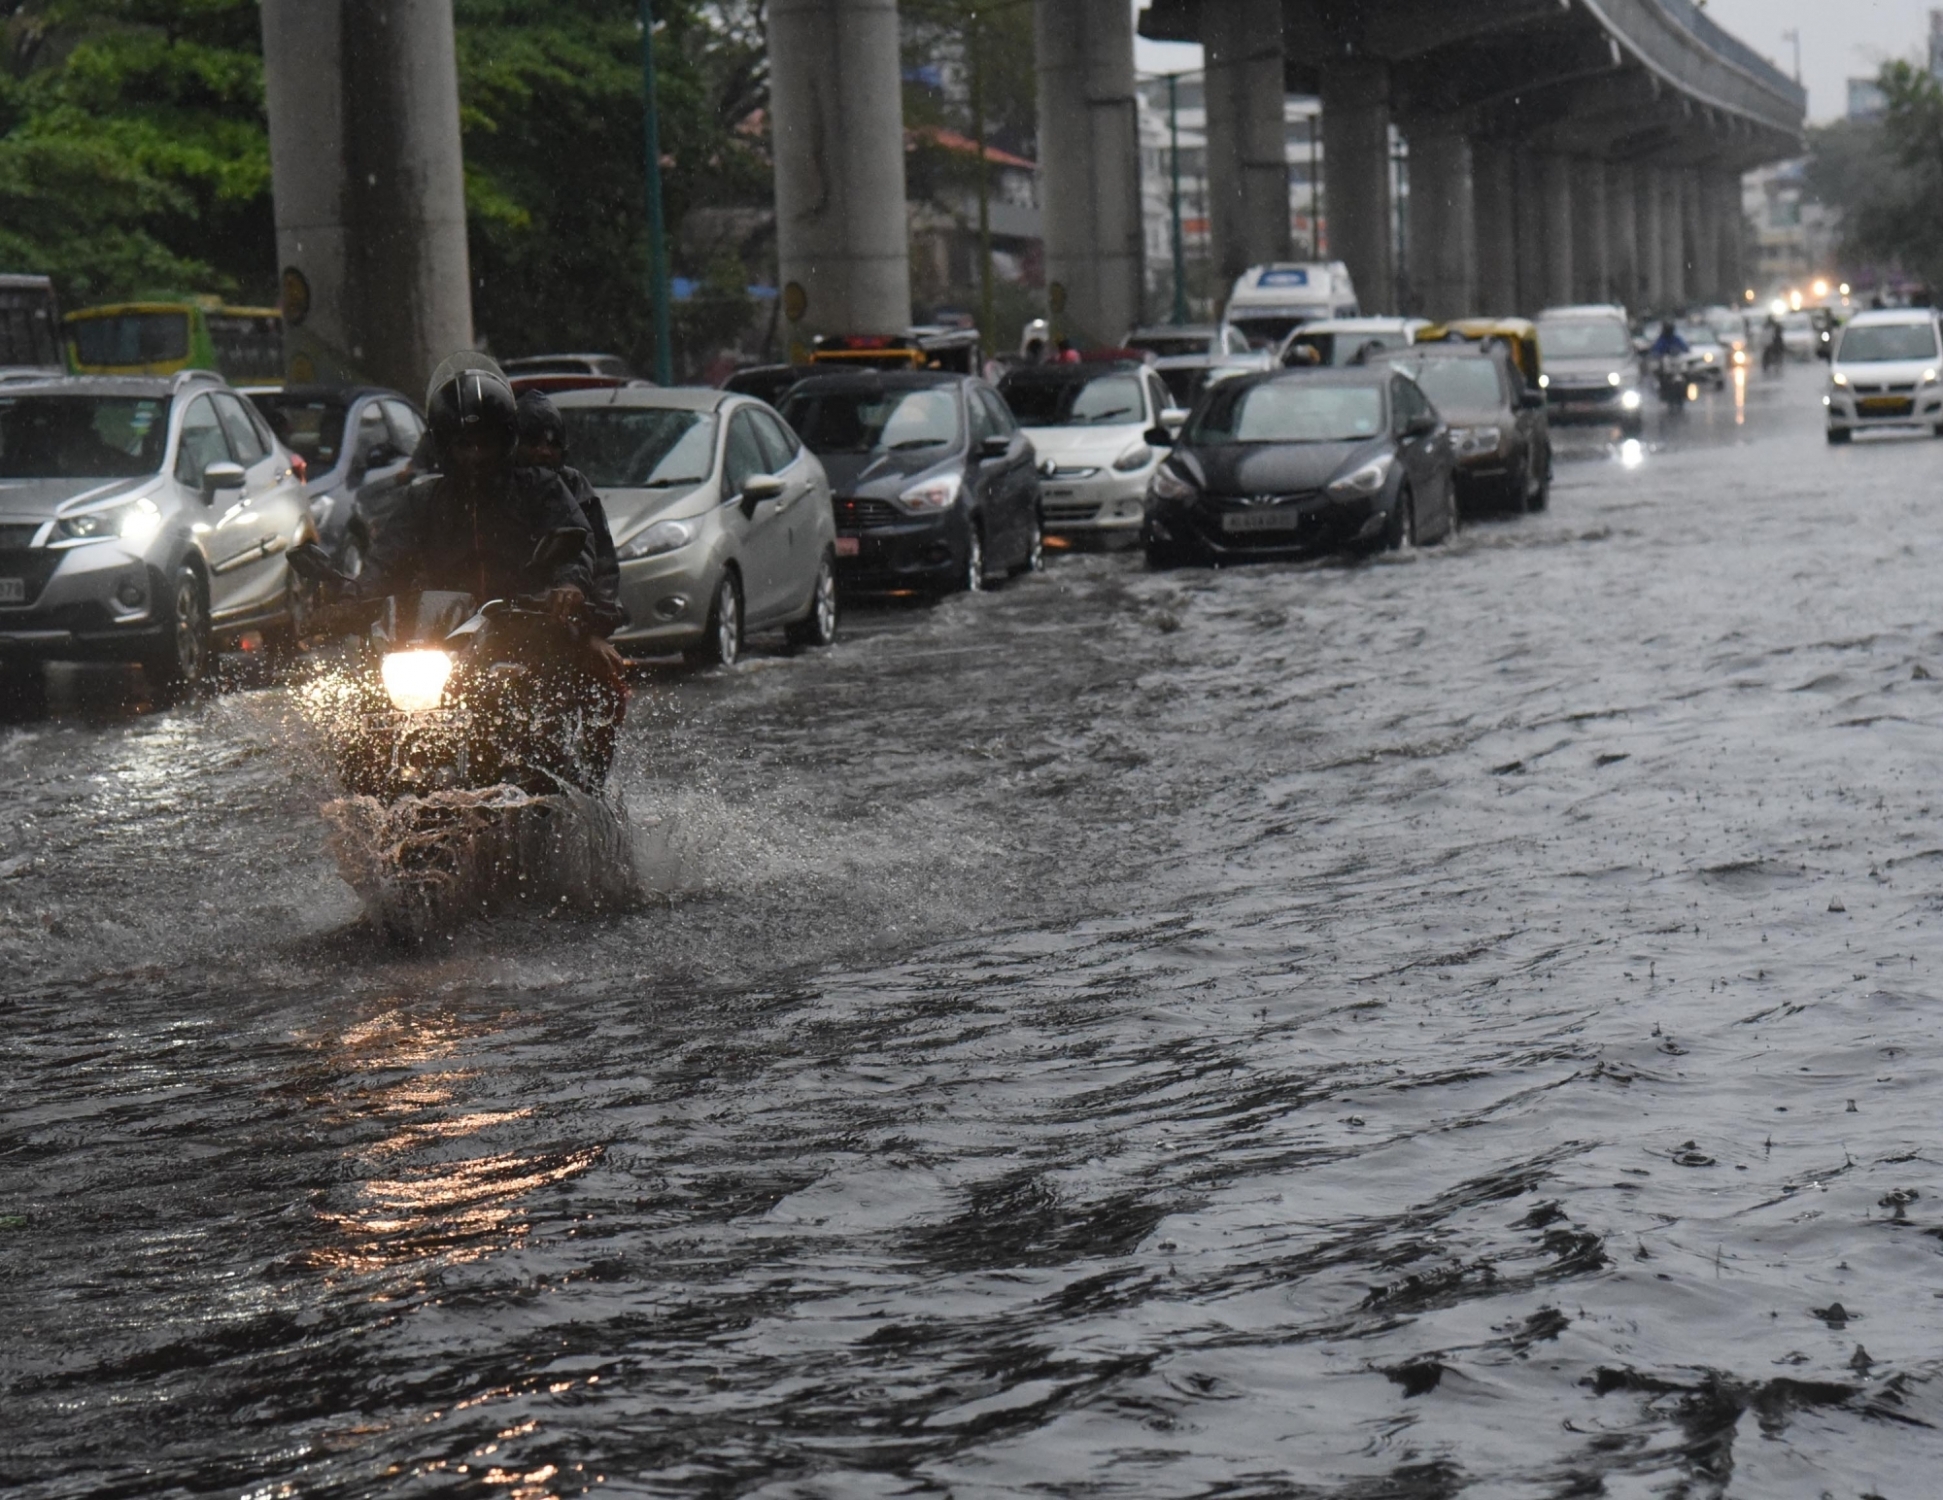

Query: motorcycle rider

[513,390,624,636]
[1647,319,1689,362]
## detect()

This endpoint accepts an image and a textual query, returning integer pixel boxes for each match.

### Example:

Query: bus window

[70,310,192,371]
[207,311,284,384]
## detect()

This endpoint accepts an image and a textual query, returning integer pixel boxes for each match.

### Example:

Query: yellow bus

[64,300,285,384]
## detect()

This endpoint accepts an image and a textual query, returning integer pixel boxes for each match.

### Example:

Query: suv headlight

[1112,442,1154,472]
[1327,454,1393,498]
[1451,426,1503,457]
[54,496,162,548]
[898,474,962,511]
[1148,463,1197,503]
[623,517,695,559]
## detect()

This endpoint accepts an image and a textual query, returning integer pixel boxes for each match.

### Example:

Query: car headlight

[1924,369,1939,385]
[1451,426,1503,457]
[1148,463,1198,503]
[1327,454,1394,498]
[308,492,336,526]
[623,517,695,559]
[898,473,962,511]
[1831,372,1848,387]
[1620,389,1643,411]
[54,496,162,548]
[1112,443,1154,472]
[1606,372,1622,387]
[380,649,453,713]
[1538,373,1551,389]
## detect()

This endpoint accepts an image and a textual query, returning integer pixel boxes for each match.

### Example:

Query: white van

[1223,263,1360,351]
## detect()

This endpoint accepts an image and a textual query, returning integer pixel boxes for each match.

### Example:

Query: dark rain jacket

[360,465,594,603]
[551,464,625,636]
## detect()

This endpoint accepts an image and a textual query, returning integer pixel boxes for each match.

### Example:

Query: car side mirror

[1407,414,1439,437]
[528,526,589,572]
[202,461,246,497]
[741,473,785,506]
[1144,425,1176,447]
[1160,407,1189,433]
[978,434,1010,460]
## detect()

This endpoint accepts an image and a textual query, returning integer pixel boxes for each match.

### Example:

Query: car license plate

[1860,396,1911,414]
[1221,510,1299,533]
[0,578,23,604]
[835,535,860,557]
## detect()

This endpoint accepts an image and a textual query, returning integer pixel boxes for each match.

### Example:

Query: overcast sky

[1130,0,1937,125]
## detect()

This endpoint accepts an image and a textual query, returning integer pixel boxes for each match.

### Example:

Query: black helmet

[426,352,517,453]
[515,389,566,452]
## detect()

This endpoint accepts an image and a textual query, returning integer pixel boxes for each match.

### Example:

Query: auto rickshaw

[810,325,984,374]
[1415,318,1543,392]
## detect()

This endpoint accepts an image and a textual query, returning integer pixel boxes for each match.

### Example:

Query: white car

[1279,317,1430,367]
[1824,308,1943,443]
[1124,324,1270,410]
[996,362,1182,534]
[1677,321,1730,388]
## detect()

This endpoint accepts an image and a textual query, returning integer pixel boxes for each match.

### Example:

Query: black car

[244,384,426,578]
[780,371,1041,593]
[721,363,821,407]
[1142,366,1458,567]
[1371,344,1551,514]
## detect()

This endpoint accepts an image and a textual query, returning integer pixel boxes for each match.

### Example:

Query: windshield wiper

[1080,408,1134,422]
[644,475,705,486]
[887,438,947,450]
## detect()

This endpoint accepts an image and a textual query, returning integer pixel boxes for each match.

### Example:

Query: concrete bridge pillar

[1636,166,1664,311]
[1658,168,1686,310]
[769,0,911,351]
[1322,59,1395,313]
[1472,140,1517,316]
[260,0,473,396]
[1203,0,1290,294]
[1405,120,1475,320]
[1682,168,1710,303]
[1572,157,1609,304]
[1606,161,1640,311]
[1035,0,1143,347]
[1537,153,1574,310]
[1513,149,1545,314]
[1713,168,1746,303]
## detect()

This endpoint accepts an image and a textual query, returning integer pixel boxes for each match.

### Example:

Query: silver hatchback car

[553,387,839,666]
[0,371,313,694]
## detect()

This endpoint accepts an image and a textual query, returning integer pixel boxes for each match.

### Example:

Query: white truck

[1222,262,1360,351]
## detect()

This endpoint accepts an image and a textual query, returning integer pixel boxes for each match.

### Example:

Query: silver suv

[0,371,313,693]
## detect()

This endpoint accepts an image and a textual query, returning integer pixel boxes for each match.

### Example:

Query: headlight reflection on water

[381,649,454,713]
[1618,438,1646,469]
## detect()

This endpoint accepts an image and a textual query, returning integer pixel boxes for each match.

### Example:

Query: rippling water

[5,370,1941,1496]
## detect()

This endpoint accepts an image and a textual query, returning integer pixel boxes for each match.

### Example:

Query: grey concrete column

[1658,169,1685,309]
[1714,168,1745,305]
[1572,157,1609,304]
[1404,120,1475,320]
[1637,165,1666,311]
[1683,168,1712,303]
[1471,139,1517,317]
[769,0,911,351]
[1203,0,1291,292]
[1035,0,1142,347]
[1322,59,1394,314]
[261,0,473,397]
[1537,153,1574,310]
[1513,149,1544,314]
[1606,160,1639,312]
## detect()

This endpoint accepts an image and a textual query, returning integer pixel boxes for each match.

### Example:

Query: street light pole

[970,9,994,349]
[1781,27,1801,85]
[1168,72,1187,325]
[641,0,673,384]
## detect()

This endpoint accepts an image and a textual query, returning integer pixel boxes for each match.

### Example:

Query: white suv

[1824,308,1943,444]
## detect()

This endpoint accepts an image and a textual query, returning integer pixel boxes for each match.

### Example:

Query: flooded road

[6,367,1943,1497]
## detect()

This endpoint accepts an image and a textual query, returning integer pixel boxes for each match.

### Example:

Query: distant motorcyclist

[1763,316,1786,373]
[514,390,624,638]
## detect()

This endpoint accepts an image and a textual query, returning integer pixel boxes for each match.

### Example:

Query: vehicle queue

[0,262,1919,698]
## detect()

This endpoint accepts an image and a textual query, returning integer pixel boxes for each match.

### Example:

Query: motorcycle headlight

[1327,454,1394,499]
[898,474,962,511]
[1620,389,1643,411]
[1148,462,1198,503]
[624,517,694,559]
[380,649,453,713]
[1112,443,1155,472]
[54,496,162,548]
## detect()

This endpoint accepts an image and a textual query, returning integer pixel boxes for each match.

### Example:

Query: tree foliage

[1806,61,1943,293]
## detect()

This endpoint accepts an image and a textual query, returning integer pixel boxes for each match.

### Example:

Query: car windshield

[1127,334,1210,358]
[1403,359,1503,412]
[1190,380,1384,444]
[781,387,960,454]
[1537,320,1632,358]
[1291,331,1407,367]
[254,396,349,470]
[559,407,717,487]
[0,395,171,478]
[1228,315,1304,348]
[70,312,190,368]
[1000,373,1142,426]
[1839,322,1939,362]
[1679,325,1718,346]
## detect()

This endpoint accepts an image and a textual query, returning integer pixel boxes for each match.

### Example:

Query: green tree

[1806,61,1943,293]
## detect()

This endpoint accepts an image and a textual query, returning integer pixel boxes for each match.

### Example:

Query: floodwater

[5,366,1942,1497]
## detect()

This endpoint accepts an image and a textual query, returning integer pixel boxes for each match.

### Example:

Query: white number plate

[1221,510,1299,533]
[0,578,24,604]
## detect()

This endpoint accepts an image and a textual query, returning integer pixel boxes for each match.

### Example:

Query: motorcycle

[290,527,616,798]
[1761,335,1787,376]
[1651,353,1692,409]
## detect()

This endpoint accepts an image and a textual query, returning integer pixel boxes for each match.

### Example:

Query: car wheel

[961,524,985,594]
[1010,516,1044,577]
[686,570,743,668]
[785,551,839,648]
[340,529,367,581]
[142,563,210,697]
[1385,487,1416,551]
[262,567,313,664]
[1826,427,1851,445]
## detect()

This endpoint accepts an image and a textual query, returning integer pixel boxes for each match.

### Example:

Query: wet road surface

[6,367,1943,1497]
